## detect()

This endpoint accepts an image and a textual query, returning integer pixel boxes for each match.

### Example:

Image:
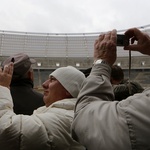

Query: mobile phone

[117,34,129,46]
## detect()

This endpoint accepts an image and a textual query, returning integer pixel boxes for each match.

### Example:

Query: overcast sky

[0,0,150,33]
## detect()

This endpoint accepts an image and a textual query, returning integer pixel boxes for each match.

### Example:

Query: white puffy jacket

[0,86,85,150]
[72,64,150,150]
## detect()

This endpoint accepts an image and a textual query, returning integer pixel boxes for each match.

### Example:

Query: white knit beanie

[50,66,85,98]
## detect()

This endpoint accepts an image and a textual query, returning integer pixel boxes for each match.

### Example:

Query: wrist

[93,59,110,66]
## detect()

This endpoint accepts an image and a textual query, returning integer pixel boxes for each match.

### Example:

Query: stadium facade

[0,26,150,88]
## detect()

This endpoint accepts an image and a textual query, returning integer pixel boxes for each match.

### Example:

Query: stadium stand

[0,26,150,88]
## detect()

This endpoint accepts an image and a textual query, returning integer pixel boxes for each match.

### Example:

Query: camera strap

[128,49,132,94]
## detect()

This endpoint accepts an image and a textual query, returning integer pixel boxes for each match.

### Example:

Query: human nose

[42,80,49,89]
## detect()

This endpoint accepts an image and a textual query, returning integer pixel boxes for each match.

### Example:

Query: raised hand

[124,28,150,55]
[0,63,14,88]
[94,29,117,66]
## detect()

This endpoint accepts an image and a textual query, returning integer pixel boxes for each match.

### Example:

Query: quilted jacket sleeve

[0,86,52,150]
[0,86,85,150]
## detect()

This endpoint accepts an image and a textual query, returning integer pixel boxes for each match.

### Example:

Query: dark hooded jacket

[10,78,44,115]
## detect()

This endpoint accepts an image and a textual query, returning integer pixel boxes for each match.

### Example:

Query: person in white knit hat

[42,66,85,106]
[0,65,86,150]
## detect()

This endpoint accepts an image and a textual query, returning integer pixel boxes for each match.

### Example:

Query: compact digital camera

[117,34,129,46]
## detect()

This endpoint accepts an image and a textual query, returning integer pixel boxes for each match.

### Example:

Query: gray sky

[0,0,150,33]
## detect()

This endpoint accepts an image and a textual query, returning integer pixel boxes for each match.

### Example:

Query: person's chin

[43,97,48,104]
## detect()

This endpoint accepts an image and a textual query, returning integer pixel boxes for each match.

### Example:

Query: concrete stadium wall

[33,68,150,89]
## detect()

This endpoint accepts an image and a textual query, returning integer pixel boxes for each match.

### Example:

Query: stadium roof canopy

[0,25,150,58]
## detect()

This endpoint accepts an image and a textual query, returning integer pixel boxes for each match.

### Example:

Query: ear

[27,71,34,81]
